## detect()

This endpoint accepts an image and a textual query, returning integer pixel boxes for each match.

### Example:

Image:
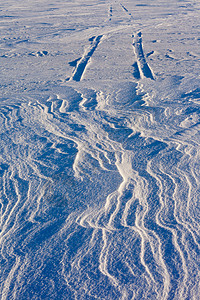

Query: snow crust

[0,0,200,299]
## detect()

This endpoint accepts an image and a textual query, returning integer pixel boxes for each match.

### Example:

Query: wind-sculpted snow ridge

[0,0,200,299]
[1,80,200,299]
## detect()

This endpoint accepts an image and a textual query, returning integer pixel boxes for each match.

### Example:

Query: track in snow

[108,5,113,21]
[132,32,155,80]
[119,2,133,20]
[67,35,103,82]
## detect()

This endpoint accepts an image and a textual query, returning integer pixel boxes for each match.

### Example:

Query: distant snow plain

[0,0,200,299]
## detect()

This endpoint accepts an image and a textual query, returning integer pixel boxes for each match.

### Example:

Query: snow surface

[0,0,200,299]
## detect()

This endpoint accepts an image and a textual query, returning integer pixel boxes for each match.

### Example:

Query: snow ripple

[0,78,200,299]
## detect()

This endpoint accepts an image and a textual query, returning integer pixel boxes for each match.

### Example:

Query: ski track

[120,2,133,20]
[0,1,200,299]
[132,32,155,80]
[68,35,103,82]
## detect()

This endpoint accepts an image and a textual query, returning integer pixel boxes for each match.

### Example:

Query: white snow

[0,0,200,299]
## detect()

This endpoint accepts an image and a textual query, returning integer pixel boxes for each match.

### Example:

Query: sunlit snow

[0,0,200,299]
